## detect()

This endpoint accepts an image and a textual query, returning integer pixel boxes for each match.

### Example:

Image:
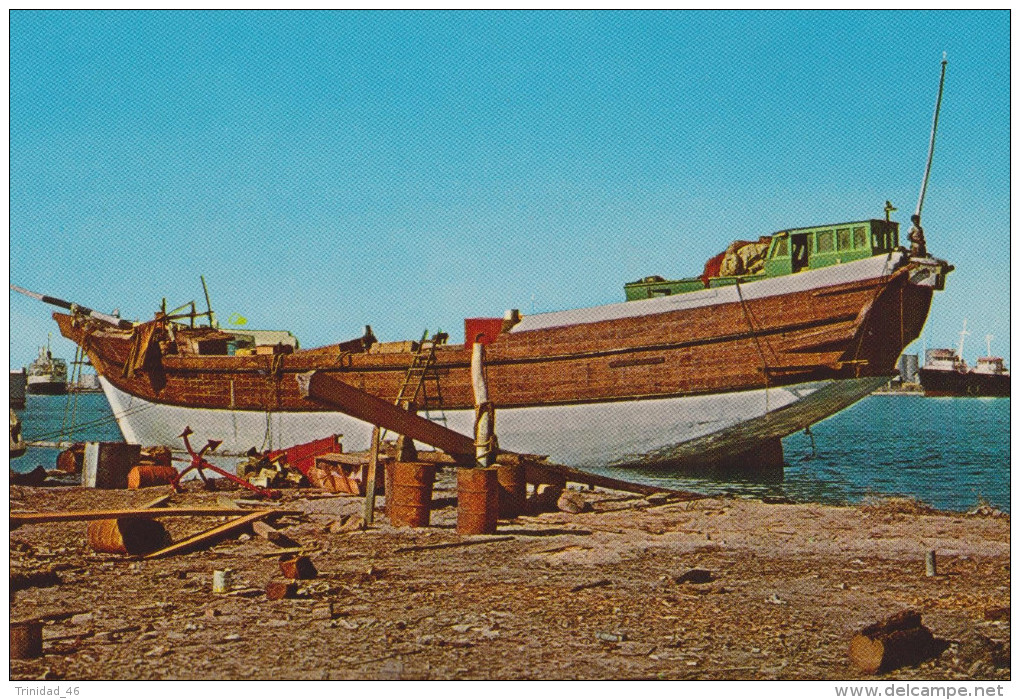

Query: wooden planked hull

[53,251,941,469]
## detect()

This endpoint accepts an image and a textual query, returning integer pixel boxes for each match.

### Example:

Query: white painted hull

[99,375,884,469]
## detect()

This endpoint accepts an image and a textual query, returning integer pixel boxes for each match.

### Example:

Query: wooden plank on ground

[10,507,302,526]
[143,510,275,560]
[297,371,475,461]
[519,459,701,499]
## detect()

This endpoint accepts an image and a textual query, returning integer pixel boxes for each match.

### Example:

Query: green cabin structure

[624,218,900,301]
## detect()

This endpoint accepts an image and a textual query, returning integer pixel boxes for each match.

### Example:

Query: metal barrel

[386,461,437,528]
[86,518,171,556]
[279,555,318,580]
[457,468,499,535]
[10,620,43,659]
[127,465,179,489]
[496,463,527,518]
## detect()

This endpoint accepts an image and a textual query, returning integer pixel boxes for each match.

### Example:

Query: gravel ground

[9,472,1010,681]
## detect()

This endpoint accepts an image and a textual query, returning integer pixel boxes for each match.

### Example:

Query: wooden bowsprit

[173,426,281,500]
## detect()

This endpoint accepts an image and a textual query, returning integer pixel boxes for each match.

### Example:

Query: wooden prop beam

[297,370,703,501]
[297,371,475,460]
[362,426,381,526]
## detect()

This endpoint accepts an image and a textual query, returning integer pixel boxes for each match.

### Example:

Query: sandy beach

[9,472,1010,681]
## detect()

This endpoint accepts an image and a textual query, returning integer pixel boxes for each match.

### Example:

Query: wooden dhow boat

[19,214,950,471]
[18,60,955,472]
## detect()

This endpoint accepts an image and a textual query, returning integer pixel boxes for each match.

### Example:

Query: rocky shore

[9,473,1010,681]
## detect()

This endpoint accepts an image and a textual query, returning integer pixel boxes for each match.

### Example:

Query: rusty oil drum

[10,619,42,659]
[385,461,436,528]
[496,463,527,518]
[87,518,172,555]
[127,465,179,489]
[457,468,499,535]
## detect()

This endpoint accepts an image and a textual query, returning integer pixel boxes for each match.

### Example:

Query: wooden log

[849,610,935,674]
[527,483,564,514]
[143,511,275,559]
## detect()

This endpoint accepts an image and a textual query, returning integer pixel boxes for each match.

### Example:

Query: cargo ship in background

[25,339,67,395]
[920,324,1010,397]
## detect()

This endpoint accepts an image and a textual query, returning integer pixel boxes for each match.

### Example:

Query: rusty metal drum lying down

[127,465,179,489]
[457,468,499,535]
[495,463,527,518]
[386,461,437,528]
[10,619,43,659]
[87,518,172,555]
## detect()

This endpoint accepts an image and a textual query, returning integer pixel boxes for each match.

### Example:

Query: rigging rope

[734,279,773,412]
[25,400,157,443]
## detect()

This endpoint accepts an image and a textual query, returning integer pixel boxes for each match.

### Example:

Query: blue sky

[9,11,1010,370]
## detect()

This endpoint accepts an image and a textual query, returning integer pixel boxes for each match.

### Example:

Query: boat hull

[98,374,888,468]
[55,251,946,471]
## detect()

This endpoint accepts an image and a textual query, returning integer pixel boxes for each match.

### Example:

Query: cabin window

[791,233,809,272]
[836,228,851,250]
[816,230,835,253]
[873,229,894,250]
[853,226,867,248]
[774,237,788,256]
[650,288,671,297]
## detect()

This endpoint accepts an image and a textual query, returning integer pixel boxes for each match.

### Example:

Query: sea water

[10,392,1010,513]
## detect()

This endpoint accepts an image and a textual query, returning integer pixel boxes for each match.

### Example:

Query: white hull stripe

[99,376,883,469]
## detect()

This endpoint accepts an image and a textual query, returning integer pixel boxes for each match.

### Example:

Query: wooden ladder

[382,331,447,442]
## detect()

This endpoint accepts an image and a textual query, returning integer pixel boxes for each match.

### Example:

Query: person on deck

[908,214,927,257]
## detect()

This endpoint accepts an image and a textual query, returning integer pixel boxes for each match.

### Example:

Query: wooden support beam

[297,371,475,461]
[362,426,381,526]
[252,520,301,548]
[297,370,703,501]
[143,510,275,560]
